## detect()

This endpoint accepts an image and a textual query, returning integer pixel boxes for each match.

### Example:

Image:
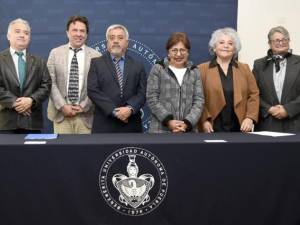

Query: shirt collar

[68,43,85,52]
[10,47,26,57]
[110,53,125,62]
[209,57,238,68]
[162,57,194,70]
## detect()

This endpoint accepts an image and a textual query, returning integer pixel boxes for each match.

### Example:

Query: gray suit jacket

[0,49,52,130]
[253,54,300,132]
[47,44,101,128]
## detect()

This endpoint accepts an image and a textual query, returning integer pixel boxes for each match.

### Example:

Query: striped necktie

[68,48,82,104]
[15,51,26,91]
[113,57,124,97]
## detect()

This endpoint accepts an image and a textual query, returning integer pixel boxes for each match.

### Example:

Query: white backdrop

[238,0,300,68]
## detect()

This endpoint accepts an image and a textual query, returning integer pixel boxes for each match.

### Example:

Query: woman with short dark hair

[147,32,204,133]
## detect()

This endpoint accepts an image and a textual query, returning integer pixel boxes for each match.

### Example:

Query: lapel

[83,47,90,79]
[232,65,243,107]
[262,60,280,104]
[208,65,226,105]
[281,56,300,103]
[1,49,19,85]
[81,46,91,99]
[103,52,120,85]
[62,45,70,90]
[123,53,130,87]
[23,53,35,90]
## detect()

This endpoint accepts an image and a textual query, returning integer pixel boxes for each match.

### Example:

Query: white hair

[105,24,129,41]
[7,18,31,35]
[208,27,241,59]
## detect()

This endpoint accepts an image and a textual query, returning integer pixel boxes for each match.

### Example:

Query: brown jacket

[197,61,259,131]
[0,49,52,130]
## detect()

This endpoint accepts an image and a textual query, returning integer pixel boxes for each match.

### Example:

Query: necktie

[16,51,26,90]
[266,49,292,72]
[68,48,82,104]
[272,55,283,73]
[113,57,124,97]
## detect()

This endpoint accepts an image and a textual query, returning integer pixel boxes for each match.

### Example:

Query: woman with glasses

[253,26,300,132]
[146,32,204,133]
[198,27,259,133]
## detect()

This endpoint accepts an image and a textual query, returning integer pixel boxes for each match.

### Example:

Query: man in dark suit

[0,18,52,133]
[253,26,300,132]
[88,24,146,133]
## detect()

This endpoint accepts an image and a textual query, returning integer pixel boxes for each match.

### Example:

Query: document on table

[25,134,58,140]
[24,141,47,145]
[204,139,227,143]
[24,134,58,144]
[250,131,295,137]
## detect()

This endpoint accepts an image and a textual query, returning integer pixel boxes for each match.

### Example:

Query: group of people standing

[0,15,300,134]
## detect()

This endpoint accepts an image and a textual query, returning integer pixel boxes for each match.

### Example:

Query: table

[0,133,299,225]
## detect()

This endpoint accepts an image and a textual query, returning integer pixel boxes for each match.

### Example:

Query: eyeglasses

[170,48,188,55]
[271,38,289,45]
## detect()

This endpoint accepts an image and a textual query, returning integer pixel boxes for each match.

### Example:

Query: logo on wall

[92,39,160,65]
[99,147,168,216]
[92,40,161,131]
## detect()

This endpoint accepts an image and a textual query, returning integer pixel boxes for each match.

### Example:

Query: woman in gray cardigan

[146,32,204,133]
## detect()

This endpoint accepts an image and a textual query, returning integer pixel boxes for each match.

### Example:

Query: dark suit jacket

[87,52,146,133]
[253,54,300,132]
[0,49,52,130]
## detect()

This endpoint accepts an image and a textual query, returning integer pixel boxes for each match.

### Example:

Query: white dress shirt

[169,65,187,86]
[273,59,287,103]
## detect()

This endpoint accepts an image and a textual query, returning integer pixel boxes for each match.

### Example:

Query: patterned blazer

[147,58,204,133]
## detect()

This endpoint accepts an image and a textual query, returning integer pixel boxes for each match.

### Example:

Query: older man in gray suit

[0,18,51,134]
[47,15,101,134]
[253,26,300,132]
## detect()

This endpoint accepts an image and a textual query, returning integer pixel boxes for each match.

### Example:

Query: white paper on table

[24,141,47,145]
[250,131,295,137]
[204,139,227,143]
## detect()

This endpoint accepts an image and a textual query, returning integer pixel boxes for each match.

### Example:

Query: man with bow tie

[253,26,300,132]
[47,15,101,134]
[0,18,51,133]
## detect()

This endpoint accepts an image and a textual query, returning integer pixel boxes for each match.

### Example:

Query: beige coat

[47,44,101,129]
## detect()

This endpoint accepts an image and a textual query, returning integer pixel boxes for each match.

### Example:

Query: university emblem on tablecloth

[99,147,168,216]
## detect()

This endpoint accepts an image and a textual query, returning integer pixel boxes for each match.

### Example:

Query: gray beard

[110,47,123,57]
